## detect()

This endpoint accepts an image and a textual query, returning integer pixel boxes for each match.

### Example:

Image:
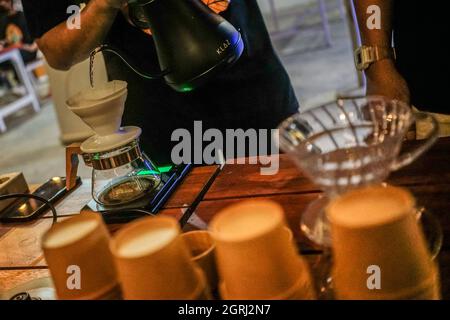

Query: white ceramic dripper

[65,80,161,206]
[67,80,127,136]
[67,80,143,153]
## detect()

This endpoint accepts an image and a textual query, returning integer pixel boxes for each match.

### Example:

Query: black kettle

[93,0,244,92]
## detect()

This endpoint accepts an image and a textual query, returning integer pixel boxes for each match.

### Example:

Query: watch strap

[355,46,397,71]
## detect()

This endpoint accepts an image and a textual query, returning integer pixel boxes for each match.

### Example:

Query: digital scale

[83,163,193,224]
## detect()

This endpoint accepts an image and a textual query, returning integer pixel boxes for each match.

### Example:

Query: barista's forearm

[354,0,393,47]
[354,0,395,77]
[37,0,119,70]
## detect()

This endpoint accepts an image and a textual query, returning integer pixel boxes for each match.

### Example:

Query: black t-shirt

[21,0,299,164]
[393,2,449,114]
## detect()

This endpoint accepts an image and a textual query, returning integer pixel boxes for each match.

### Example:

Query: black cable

[0,193,58,225]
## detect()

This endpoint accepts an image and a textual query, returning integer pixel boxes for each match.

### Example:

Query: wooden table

[1,138,449,299]
[0,165,220,293]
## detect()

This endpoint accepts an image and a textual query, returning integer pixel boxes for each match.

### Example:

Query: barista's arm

[354,0,410,104]
[37,0,127,70]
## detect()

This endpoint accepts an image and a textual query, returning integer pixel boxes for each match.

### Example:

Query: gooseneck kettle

[93,0,244,92]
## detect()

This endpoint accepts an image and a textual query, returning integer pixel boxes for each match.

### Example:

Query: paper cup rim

[219,257,311,300]
[58,281,121,300]
[333,264,440,300]
[336,281,439,300]
[271,262,315,300]
[282,226,294,243]
[181,230,216,261]
[110,215,180,261]
[186,267,210,300]
[41,212,104,251]
[209,200,285,243]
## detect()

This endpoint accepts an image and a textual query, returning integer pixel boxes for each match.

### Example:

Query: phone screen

[0,177,80,222]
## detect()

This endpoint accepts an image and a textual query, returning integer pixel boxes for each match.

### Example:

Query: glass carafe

[89,140,161,206]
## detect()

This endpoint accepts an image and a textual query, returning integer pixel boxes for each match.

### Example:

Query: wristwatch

[354,46,397,71]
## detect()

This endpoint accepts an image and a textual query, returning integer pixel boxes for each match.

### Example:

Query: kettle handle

[91,44,170,80]
[127,1,151,30]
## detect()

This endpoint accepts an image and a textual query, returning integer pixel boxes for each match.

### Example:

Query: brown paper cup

[220,257,316,300]
[95,284,123,300]
[210,199,315,300]
[274,259,317,300]
[111,216,210,300]
[282,226,294,244]
[41,213,119,300]
[188,267,213,300]
[327,185,437,299]
[335,263,441,300]
[181,231,218,291]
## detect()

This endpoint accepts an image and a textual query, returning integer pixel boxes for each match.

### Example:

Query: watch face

[355,46,375,71]
[356,54,363,66]
[355,48,367,71]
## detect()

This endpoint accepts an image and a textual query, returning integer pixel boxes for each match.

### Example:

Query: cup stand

[416,206,443,260]
[300,195,332,248]
[298,195,334,299]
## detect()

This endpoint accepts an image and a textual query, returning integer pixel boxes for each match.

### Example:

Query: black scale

[83,163,193,224]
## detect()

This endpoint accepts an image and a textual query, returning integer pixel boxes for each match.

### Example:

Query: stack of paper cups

[327,185,440,300]
[111,216,211,300]
[42,213,120,300]
[210,199,316,300]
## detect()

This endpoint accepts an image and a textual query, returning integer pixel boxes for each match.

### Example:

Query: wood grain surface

[0,138,449,299]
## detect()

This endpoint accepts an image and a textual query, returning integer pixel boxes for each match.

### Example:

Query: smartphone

[0,177,81,223]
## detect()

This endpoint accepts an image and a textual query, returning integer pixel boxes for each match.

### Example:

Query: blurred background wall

[0,0,360,183]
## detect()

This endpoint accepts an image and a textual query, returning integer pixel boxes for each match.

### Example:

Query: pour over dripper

[67,80,161,206]
[278,96,439,247]
[67,80,127,139]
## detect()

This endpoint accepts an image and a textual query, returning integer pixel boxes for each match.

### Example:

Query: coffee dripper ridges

[277,96,439,247]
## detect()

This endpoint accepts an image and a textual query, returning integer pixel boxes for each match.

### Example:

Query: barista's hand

[366,59,411,105]
[366,60,416,140]
[98,0,128,10]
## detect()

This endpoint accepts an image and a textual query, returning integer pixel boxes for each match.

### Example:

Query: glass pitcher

[89,140,161,206]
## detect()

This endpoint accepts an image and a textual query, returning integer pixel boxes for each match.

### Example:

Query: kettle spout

[90,44,170,82]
